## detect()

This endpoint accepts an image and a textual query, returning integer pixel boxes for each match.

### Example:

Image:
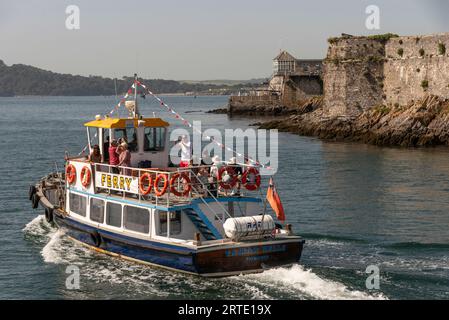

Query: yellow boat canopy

[84,117,170,129]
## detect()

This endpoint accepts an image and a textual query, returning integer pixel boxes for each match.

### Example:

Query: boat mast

[133,73,139,118]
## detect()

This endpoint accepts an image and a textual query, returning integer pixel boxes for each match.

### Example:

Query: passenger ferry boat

[28,78,304,277]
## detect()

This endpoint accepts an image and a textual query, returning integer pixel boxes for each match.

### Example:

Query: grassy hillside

[0,60,257,96]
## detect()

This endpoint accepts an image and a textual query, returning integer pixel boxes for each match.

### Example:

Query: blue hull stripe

[56,215,195,254]
[54,215,198,273]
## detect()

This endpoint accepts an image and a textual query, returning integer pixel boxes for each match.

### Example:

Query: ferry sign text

[96,173,139,194]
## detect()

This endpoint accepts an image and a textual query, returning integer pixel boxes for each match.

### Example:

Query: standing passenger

[103,136,110,162]
[228,157,242,196]
[178,135,191,168]
[118,142,131,175]
[108,139,120,174]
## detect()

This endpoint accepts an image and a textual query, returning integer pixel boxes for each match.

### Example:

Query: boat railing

[71,160,263,210]
[185,168,232,223]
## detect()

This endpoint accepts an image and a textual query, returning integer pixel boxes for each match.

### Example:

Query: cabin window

[159,211,167,236]
[90,198,104,223]
[106,202,122,228]
[124,206,150,234]
[158,211,182,236]
[69,193,87,216]
[88,127,99,151]
[144,127,165,151]
[114,128,138,152]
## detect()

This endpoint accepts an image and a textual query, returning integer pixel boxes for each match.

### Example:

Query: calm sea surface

[0,95,448,299]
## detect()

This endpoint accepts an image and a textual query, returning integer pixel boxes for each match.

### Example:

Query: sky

[0,0,448,80]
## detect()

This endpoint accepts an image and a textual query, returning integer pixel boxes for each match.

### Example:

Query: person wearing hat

[208,155,222,197]
[210,155,222,178]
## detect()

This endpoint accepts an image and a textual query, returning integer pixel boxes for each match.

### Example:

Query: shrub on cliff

[421,80,429,90]
[419,48,425,57]
[327,33,399,44]
[397,48,404,57]
[366,33,399,42]
[327,37,340,44]
[438,43,446,55]
[374,105,391,115]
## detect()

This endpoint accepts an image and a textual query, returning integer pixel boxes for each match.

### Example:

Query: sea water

[1,95,448,299]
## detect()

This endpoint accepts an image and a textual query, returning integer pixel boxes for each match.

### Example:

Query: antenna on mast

[133,73,139,118]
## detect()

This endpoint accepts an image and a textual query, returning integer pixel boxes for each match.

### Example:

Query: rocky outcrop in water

[260,95,449,147]
[209,96,323,116]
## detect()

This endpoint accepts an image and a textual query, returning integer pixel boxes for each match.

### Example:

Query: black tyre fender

[90,231,102,248]
[28,185,37,201]
[31,193,40,209]
[44,208,54,223]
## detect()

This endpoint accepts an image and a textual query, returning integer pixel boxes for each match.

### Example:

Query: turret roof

[273,51,297,61]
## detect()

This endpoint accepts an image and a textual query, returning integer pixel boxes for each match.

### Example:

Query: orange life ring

[169,173,192,197]
[218,166,238,190]
[153,173,168,197]
[242,167,261,191]
[80,166,91,188]
[139,173,153,195]
[66,164,76,184]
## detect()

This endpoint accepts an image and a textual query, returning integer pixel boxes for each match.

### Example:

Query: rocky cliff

[260,95,449,147]
[256,33,449,147]
[323,33,449,118]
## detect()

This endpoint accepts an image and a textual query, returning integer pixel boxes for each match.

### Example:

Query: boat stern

[194,237,305,277]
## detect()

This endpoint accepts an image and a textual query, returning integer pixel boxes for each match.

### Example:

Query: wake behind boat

[28,75,304,277]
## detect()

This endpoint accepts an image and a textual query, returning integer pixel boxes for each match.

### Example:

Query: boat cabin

[84,116,170,168]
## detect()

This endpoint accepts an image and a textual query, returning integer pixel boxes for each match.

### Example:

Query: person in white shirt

[178,135,191,167]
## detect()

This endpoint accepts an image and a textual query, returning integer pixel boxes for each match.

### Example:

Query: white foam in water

[242,283,272,299]
[22,214,48,236]
[23,215,68,264]
[244,264,387,300]
[41,229,66,264]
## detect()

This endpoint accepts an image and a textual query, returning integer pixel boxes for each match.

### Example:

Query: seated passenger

[88,145,103,163]
[207,175,218,197]
[197,166,210,195]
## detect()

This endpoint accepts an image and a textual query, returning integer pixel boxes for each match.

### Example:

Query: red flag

[266,178,285,222]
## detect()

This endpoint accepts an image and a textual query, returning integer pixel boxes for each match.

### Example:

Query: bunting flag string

[135,81,272,170]
[76,78,273,171]
[76,84,133,156]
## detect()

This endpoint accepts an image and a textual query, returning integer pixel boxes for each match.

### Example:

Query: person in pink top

[108,140,120,174]
[118,142,131,175]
